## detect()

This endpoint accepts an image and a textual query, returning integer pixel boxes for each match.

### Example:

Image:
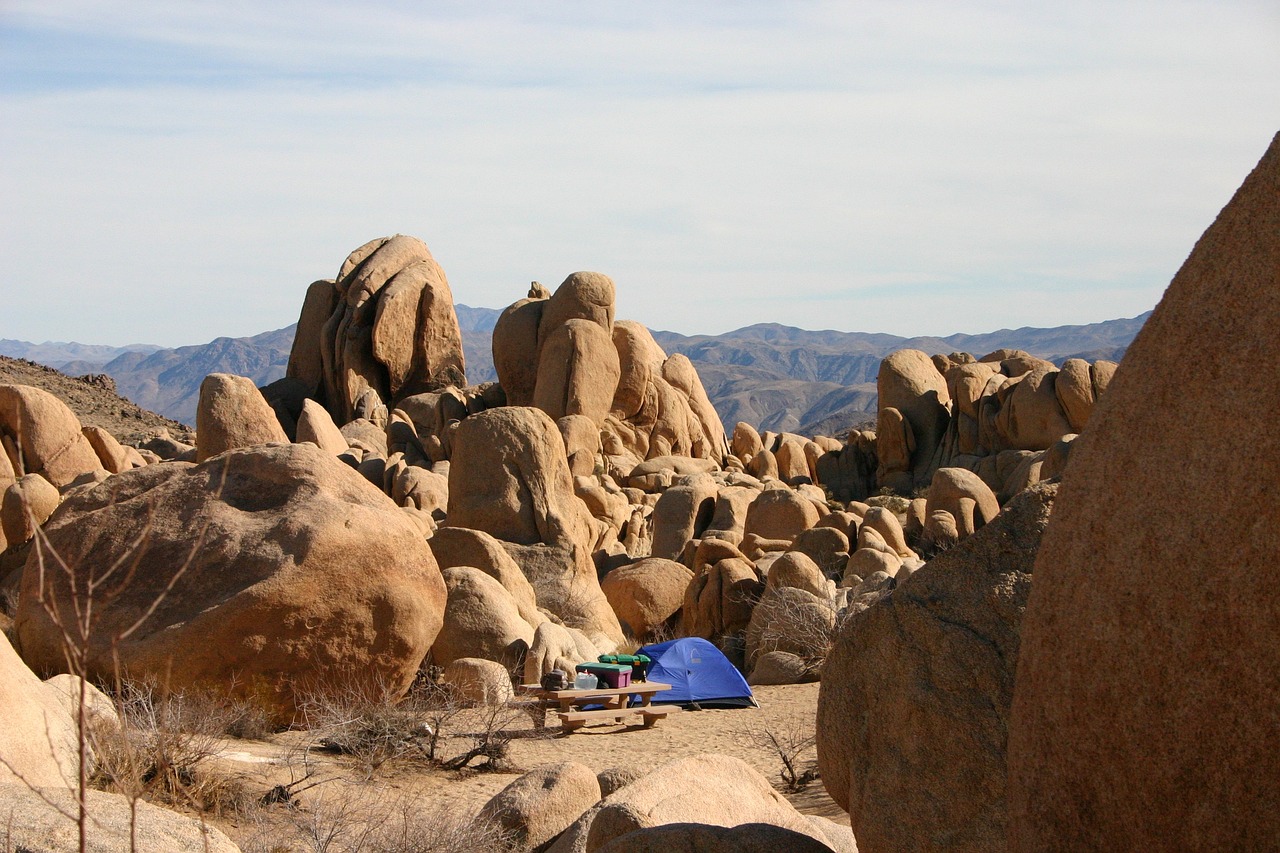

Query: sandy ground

[203,682,844,850]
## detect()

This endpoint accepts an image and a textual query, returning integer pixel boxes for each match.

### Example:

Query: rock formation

[1007,131,1280,850]
[818,483,1055,852]
[285,235,466,424]
[14,443,446,722]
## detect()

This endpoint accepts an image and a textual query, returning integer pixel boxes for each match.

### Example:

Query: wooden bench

[558,704,682,732]
[518,682,676,732]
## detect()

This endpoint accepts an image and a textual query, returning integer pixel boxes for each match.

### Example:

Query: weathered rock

[448,407,593,549]
[430,527,545,629]
[0,631,78,787]
[0,787,241,852]
[996,368,1073,451]
[764,551,829,599]
[925,467,1000,539]
[285,278,340,398]
[295,398,349,455]
[747,650,814,686]
[0,385,104,488]
[1007,133,1280,852]
[292,236,466,423]
[742,488,820,543]
[789,527,851,578]
[877,350,949,488]
[82,425,137,474]
[534,319,622,426]
[433,567,534,671]
[523,621,601,685]
[731,422,765,463]
[477,761,602,852]
[680,557,762,642]
[14,443,446,722]
[440,657,515,705]
[601,558,692,640]
[2,473,60,546]
[553,754,841,853]
[195,373,289,462]
[858,508,915,559]
[746,585,835,670]
[595,823,838,853]
[817,483,1056,853]
[649,476,718,561]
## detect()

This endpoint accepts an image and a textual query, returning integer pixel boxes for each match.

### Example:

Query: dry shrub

[748,588,839,671]
[299,676,469,776]
[89,681,260,818]
[740,720,820,792]
[237,785,516,853]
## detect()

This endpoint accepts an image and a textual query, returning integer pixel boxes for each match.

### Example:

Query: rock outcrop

[1007,131,1280,850]
[285,235,466,424]
[818,483,1056,852]
[14,443,446,722]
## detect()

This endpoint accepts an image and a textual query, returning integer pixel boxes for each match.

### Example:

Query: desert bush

[89,681,259,818]
[748,589,839,670]
[300,675,472,776]
[741,720,820,792]
[238,786,516,853]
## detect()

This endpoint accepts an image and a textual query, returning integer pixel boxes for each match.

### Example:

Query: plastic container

[576,662,632,689]
[598,654,650,681]
[573,672,599,690]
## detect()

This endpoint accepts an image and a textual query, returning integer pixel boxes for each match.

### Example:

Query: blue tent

[637,638,756,708]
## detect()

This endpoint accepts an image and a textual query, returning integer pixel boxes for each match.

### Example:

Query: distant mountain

[0,356,192,445]
[82,327,295,426]
[3,307,1149,433]
[651,312,1150,435]
[0,339,162,367]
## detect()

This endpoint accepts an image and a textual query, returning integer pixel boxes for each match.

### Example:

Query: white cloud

[0,1,1277,345]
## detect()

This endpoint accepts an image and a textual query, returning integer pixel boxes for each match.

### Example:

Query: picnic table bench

[518,681,681,733]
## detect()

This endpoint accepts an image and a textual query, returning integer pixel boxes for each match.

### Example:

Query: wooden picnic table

[518,681,680,732]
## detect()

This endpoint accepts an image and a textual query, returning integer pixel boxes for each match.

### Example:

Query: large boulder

[818,483,1056,853]
[0,385,104,488]
[448,407,623,646]
[595,823,838,853]
[286,235,466,423]
[0,786,241,852]
[432,566,534,670]
[14,443,446,722]
[477,761,602,851]
[1007,132,1280,850]
[0,632,78,787]
[429,526,546,629]
[876,350,949,488]
[600,558,692,640]
[195,373,289,462]
[548,754,845,853]
[448,406,594,550]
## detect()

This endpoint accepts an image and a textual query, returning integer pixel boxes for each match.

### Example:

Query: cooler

[575,662,632,689]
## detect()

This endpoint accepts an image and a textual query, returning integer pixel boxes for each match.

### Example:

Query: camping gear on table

[575,661,632,689]
[573,671,599,690]
[541,669,569,691]
[636,637,757,708]
[598,653,651,681]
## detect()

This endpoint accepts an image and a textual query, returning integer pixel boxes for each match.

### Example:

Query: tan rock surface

[14,443,445,722]
[1007,132,1280,851]
[818,483,1055,853]
[0,384,105,488]
[194,373,289,462]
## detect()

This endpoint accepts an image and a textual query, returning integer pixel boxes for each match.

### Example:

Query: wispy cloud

[1,1,1277,345]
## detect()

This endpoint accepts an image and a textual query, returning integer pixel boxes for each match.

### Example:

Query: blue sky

[1,2,1277,346]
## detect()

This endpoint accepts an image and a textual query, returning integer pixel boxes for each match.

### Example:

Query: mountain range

[0,309,1149,435]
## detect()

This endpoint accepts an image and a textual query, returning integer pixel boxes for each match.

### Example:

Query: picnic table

[518,681,681,732]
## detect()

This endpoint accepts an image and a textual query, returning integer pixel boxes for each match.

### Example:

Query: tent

[637,638,757,708]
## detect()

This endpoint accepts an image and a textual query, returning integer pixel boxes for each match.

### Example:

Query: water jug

[574,672,598,690]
